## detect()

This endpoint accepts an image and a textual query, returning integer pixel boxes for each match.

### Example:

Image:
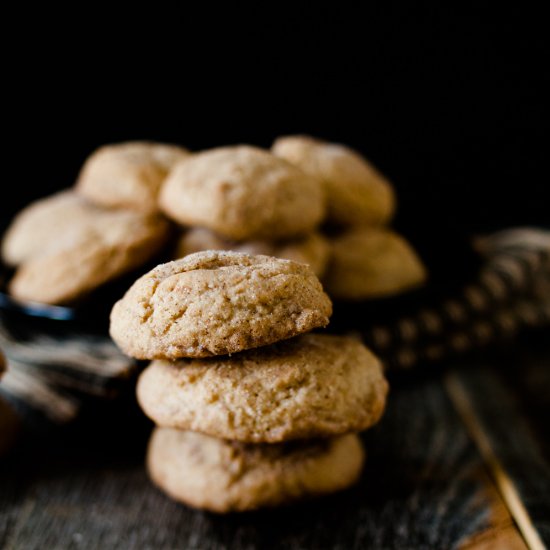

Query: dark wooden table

[1,332,549,550]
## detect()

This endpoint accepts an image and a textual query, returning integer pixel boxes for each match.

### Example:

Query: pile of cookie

[1,142,187,305]
[0,350,19,457]
[110,251,389,512]
[1,136,425,306]
[166,138,427,300]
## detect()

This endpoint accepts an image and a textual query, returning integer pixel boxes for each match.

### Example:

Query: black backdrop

[3,5,548,250]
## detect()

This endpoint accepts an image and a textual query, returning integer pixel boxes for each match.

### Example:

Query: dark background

[1,9,549,547]
[3,6,548,248]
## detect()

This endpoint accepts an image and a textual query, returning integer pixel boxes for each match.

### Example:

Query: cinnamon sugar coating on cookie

[159,145,325,240]
[137,334,388,442]
[148,428,365,513]
[110,251,332,359]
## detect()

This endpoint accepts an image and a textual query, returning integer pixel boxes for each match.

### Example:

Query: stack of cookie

[0,350,19,457]
[2,141,187,305]
[110,251,389,512]
[3,138,426,305]
[161,145,332,278]
[161,138,426,302]
[272,136,427,301]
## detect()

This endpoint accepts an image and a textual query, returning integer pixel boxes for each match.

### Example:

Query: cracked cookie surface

[147,428,365,512]
[110,251,332,359]
[137,334,388,442]
[159,145,325,240]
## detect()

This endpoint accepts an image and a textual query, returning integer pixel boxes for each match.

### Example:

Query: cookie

[0,396,19,457]
[147,428,365,513]
[159,145,325,240]
[272,135,395,226]
[175,228,331,278]
[137,334,388,442]
[76,141,189,213]
[110,251,332,359]
[2,192,96,266]
[323,228,427,300]
[8,196,170,304]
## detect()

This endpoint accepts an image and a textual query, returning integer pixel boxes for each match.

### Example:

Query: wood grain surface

[1,335,548,549]
[459,471,527,550]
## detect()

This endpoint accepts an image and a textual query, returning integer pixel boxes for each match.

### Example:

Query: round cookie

[159,145,325,241]
[2,191,170,268]
[8,198,170,304]
[76,141,189,213]
[148,428,365,513]
[272,135,395,226]
[175,228,331,278]
[2,191,97,266]
[323,228,427,300]
[137,334,388,442]
[110,251,332,359]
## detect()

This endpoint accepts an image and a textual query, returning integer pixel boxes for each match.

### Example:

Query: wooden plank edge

[444,370,546,550]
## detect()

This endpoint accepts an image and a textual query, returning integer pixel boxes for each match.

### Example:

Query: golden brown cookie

[76,141,189,213]
[272,135,395,226]
[323,227,427,300]
[147,428,365,513]
[175,228,331,278]
[159,145,325,240]
[2,192,95,266]
[110,251,332,359]
[7,195,170,304]
[137,334,388,442]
